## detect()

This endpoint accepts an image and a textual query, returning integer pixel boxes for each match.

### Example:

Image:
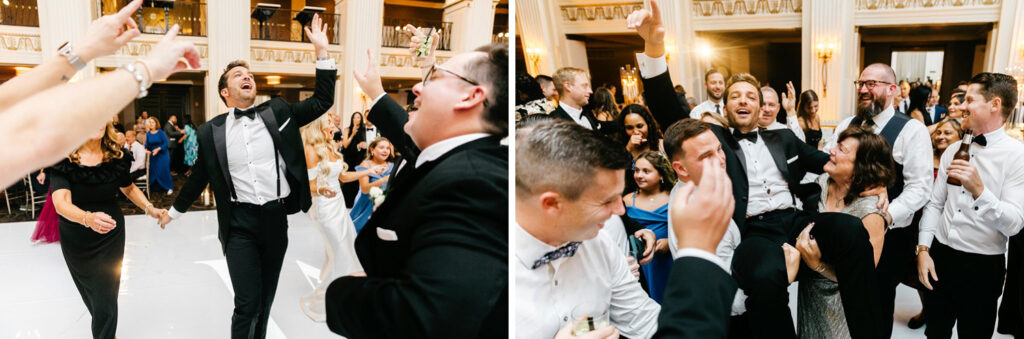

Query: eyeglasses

[422,64,488,106]
[423,64,479,86]
[853,80,893,89]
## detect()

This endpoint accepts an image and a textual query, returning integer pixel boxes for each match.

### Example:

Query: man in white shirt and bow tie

[916,72,1024,338]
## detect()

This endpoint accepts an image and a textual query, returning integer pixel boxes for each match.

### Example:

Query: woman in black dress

[340,111,367,205]
[50,122,165,339]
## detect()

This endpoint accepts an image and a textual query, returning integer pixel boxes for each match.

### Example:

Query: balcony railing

[381,18,451,51]
[250,9,341,45]
[99,0,206,37]
[0,0,39,27]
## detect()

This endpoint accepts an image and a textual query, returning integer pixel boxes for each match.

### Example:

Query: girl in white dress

[299,114,386,321]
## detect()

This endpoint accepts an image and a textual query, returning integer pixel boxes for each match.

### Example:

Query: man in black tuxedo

[627,3,885,338]
[323,36,508,337]
[549,67,607,131]
[157,15,335,339]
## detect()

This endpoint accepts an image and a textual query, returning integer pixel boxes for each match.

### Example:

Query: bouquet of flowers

[369,187,386,209]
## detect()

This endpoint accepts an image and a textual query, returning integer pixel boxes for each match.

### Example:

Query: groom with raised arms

[157,15,336,339]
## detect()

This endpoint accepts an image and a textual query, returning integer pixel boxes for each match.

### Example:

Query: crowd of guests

[515,2,1024,338]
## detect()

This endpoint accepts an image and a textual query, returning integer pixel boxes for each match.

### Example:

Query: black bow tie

[733,129,758,143]
[973,134,987,147]
[235,108,256,120]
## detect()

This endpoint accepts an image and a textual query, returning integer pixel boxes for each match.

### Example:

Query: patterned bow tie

[235,108,256,120]
[732,129,758,143]
[973,134,988,147]
[531,242,581,269]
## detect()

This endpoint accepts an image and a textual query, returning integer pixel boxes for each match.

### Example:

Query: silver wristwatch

[58,41,86,71]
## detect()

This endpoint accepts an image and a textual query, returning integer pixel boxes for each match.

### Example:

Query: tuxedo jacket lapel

[760,131,792,181]
[257,104,283,152]
[211,118,235,199]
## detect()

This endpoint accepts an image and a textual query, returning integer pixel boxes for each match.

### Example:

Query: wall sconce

[525,48,543,75]
[266,75,281,85]
[816,42,836,97]
[620,64,641,105]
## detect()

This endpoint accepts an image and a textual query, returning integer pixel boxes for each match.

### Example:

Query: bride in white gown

[299,114,386,322]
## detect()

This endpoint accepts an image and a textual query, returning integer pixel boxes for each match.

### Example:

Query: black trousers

[732,209,883,339]
[225,200,289,339]
[998,232,1024,336]
[924,241,1005,339]
[874,224,918,337]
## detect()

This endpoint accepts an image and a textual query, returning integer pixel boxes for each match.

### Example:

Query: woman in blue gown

[622,151,676,303]
[144,117,174,193]
[350,137,395,233]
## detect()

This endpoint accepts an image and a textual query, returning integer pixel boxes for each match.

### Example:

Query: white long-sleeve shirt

[918,128,1024,254]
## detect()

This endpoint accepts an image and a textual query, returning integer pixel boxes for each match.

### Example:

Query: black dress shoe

[907,314,926,330]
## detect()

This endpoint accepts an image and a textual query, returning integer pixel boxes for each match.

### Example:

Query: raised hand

[404,24,440,68]
[142,24,201,83]
[352,49,385,99]
[782,81,797,114]
[76,0,143,63]
[625,1,666,57]
[84,211,117,234]
[36,171,45,185]
[371,164,388,176]
[303,13,330,59]
[947,159,985,198]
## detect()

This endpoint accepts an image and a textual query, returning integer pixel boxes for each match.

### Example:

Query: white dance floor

[0,210,1014,338]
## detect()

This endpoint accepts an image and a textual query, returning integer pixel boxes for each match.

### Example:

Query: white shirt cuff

[918,231,934,248]
[634,53,667,79]
[168,207,183,220]
[972,187,996,211]
[315,58,337,70]
[369,93,388,109]
[675,247,729,272]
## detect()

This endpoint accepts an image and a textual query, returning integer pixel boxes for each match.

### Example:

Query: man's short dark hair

[704,69,723,82]
[968,72,1019,121]
[516,120,630,200]
[218,60,250,105]
[664,118,711,161]
[535,75,553,84]
[466,43,509,136]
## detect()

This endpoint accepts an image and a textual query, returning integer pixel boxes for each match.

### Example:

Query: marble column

[516,0,569,75]
[989,0,1024,73]
[656,0,704,103]
[801,0,856,125]
[37,0,96,80]
[443,0,497,53]
[338,0,384,117]
[203,0,251,120]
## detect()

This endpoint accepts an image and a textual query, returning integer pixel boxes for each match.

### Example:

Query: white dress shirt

[365,126,378,142]
[737,130,796,216]
[666,181,746,315]
[918,128,1024,255]
[559,102,593,130]
[899,97,910,114]
[766,115,806,142]
[824,107,933,229]
[690,99,725,120]
[414,133,489,168]
[515,223,660,339]
[128,141,147,172]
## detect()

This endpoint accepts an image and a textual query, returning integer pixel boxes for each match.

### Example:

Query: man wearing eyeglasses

[823,63,934,337]
[322,28,508,338]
